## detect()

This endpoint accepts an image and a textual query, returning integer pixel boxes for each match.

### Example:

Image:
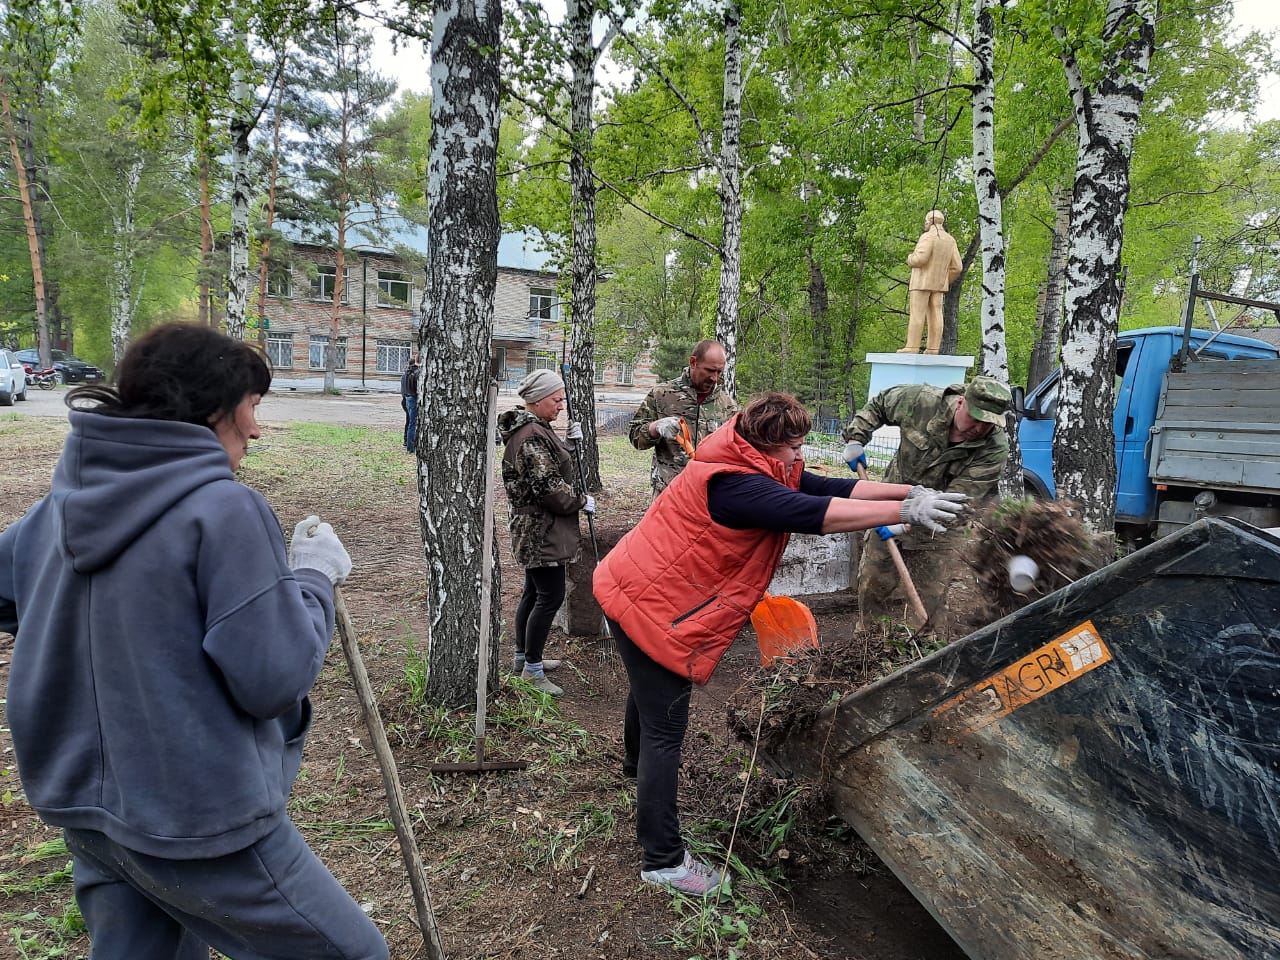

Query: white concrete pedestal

[865,352,974,400]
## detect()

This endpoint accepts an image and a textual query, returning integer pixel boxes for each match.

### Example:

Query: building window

[266,333,293,369]
[529,287,558,320]
[309,264,349,303]
[527,350,558,372]
[377,271,412,308]
[495,346,507,382]
[309,335,348,370]
[376,339,412,374]
[593,361,606,384]
[615,361,634,386]
[265,264,292,298]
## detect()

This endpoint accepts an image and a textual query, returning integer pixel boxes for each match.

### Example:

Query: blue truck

[1017,313,1280,544]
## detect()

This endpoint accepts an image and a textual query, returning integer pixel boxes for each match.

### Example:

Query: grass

[0,838,83,959]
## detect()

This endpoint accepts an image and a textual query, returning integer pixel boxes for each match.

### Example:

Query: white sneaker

[641,852,724,896]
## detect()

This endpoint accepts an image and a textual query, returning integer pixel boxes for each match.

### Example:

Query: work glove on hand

[906,484,938,499]
[899,491,969,534]
[566,421,583,441]
[582,495,596,514]
[289,515,353,586]
[842,441,868,469]
[652,416,682,440]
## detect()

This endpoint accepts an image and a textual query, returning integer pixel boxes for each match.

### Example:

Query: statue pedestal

[865,352,974,401]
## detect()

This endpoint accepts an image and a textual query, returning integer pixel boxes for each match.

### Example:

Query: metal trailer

[766,517,1280,960]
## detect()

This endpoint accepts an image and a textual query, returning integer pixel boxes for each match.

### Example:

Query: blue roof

[277,204,557,273]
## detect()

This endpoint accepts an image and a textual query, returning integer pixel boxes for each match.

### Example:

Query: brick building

[260,212,659,407]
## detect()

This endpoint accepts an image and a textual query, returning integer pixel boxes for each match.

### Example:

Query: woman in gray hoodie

[0,324,386,960]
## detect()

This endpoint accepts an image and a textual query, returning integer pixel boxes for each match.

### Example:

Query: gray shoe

[511,656,561,675]
[520,668,563,696]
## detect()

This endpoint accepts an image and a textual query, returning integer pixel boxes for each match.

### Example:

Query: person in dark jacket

[0,324,387,960]
[498,369,593,696]
[401,353,420,453]
[594,393,969,896]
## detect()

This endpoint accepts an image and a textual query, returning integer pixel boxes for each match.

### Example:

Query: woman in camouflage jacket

[498,370,592,696]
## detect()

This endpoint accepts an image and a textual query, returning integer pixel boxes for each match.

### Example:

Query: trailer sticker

[932,621,1112,738]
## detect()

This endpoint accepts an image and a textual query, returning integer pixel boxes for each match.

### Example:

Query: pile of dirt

[951,497,1115,635]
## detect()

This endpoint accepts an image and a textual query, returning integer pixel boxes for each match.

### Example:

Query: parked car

[15,348,105,384]
[0,348,29,404]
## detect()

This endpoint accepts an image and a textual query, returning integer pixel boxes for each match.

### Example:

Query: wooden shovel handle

[856,463,929,627]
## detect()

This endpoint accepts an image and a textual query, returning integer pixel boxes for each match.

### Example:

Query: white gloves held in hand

[289,515,352,586]
[566,421,583,441]
[899,490,969,534]
[583,495,596,514]
[652,416,681,440]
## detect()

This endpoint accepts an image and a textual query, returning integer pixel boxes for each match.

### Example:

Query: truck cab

[1018,326,1278,535]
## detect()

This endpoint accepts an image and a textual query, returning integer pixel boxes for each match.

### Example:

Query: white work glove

[899,491,969,534]
[288,515,352,586]
[652,416,681,440]
[582,495,596,514]
[842,441,868,469]
[906,484,938,498]
[566,421,583,441]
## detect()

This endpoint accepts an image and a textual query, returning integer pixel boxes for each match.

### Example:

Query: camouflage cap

[964,376,1012,425]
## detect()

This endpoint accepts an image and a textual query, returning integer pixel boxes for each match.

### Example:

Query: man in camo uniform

[842,376,1011,628]
[628,340,738,496]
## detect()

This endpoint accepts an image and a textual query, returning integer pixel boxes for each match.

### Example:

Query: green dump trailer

[767,517,1280,960]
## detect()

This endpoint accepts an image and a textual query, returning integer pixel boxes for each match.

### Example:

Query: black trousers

[514,565,565,663]
[611,618,691,871]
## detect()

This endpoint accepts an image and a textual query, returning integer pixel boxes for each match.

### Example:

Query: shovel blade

[751,592,819,665]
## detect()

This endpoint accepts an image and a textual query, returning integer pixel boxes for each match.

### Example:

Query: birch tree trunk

[109,158,144,365]
[1053,0,1155,531]
[226,103,252,337]
[255,83,285,348]
[715,0,743,402]
[1,88,50,363]
[1028,185,1072,390]
[419,0,502,709]
[970,0,1021,497]
[566,0,602,491]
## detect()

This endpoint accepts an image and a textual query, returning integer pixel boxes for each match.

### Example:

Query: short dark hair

[691,339,723,361]
[735,392,811,449]
[68,323,271,429]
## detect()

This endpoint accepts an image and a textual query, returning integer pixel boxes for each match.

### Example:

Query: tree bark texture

[715,0,744,402]
[1054,0,1155,531]
[971,0,1008,383]
[419,0,502,709]
[109,158,144,365]
[566,0,602,491]
[255,86,285,348]
[1028,185,1072,391]
[2,88,50,364]
[226,97,252,339]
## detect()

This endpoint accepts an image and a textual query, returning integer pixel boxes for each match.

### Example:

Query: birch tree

[417,0,502,708]
[1052,0,1155,531]
[714,0,744,399]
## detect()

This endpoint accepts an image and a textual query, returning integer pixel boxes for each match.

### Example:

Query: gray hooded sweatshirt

[0,411,335,859]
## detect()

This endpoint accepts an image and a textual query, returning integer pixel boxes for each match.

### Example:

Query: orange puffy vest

[593,416,802,684]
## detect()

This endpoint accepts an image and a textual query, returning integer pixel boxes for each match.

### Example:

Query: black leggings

[514,565,566,663]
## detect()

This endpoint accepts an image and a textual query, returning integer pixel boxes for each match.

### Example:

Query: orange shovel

[751,591,819,665]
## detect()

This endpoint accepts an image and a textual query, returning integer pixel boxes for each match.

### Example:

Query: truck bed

[1148,359,1280,494]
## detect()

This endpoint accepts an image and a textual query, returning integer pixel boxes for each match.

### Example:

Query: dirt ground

[0,397,970,960]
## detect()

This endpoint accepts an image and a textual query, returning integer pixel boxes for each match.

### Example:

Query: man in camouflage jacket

[628,340,738,496]
[842,377,1011,629]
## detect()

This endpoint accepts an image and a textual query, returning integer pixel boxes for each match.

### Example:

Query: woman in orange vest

[593,392,968,896]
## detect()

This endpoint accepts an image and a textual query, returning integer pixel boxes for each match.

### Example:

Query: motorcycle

[24,364,58,390]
